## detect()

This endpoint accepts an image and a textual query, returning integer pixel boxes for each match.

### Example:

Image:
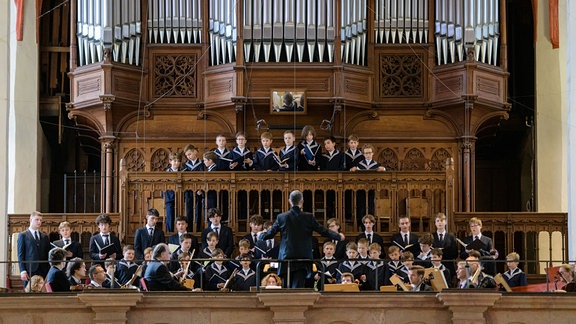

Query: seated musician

[501,252,527,288]
[456,251,496,289]
[45,247,71,292]
[87,264,107,288]
[555,264,576,293]
[261,273,282,288]
[230,254,257,291]
[408,265,433,292]
[116,245,140,287]
[25,275,45,293]
[340,272,355,284]
[66,257,87,287]
[144,243,190,291]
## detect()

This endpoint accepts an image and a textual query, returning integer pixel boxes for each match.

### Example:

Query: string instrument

[220,268,238,292]
[468,265,482,288]
[389,273,410,291]
[179,251,196,289]
[555,273,576,292]
[121,265,143,289]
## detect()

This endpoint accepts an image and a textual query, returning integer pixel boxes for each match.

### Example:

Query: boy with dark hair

[344,134,363,170]
[320,136,344,171]
[168,216,199,256]
[201,208,235,257]
[46,247,70,292]
[230,254,257,291]
[356,214,384,250]
[89,214,122,266]
[323,218,348,260]
[391,215,420,256]
[183,144,204,171]
[297,125,322,171]
[337,242,366,285]
[430,248,451,284]
[134,208,166,260]
[166,152,183,172]
[242,215,264,248]
[415,233,434,268]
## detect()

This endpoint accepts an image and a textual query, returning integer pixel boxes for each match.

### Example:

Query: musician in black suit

[201,208,235,257]
[144,243,190,291]
[459,217,498,275]
[134,208,166,261]
[390,216,420,256]
[259,190,344,288]
[168,216,199,257]
[89,214,123,266]
[17,211,51,285]
[45,247,71,292]
[52,221,84,260]
[432,213,458,277]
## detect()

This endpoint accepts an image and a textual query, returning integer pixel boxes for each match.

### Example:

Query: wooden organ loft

[62,0,512,242]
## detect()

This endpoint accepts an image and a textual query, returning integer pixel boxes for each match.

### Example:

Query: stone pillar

[101,137,116,213]
[79,292,142,324]
[438,292,501,324]
[565,0,576,261]
[258,292,320,324]
[1,0,40,281]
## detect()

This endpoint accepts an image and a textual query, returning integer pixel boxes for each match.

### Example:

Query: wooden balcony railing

[120,169,454,240]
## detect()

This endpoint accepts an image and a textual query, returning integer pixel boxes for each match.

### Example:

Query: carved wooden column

[460,94,478,212]
[101,137,116,213]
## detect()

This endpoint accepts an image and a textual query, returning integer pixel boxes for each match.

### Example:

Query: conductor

[259,190,345,288]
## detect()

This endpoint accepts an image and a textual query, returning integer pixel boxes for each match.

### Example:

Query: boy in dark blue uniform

[229,132,253,171]
[297,125,322,171]
[213,134,233,170]
[278,130,298,171]
[253,132,279,171]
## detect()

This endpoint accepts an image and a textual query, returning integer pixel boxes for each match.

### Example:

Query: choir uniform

[320,149,345,171]
[183,159,205,171]
[116,259,140,286]
[229,146,253,171]
[502,268,528,287]
[344,148,364,170]
[336,260,366,284]
[231,268,257,291]
[213,148,233,171]
[364,260,386,291]
[279,145,298,171]
[252,147,279,171]
[204,262,231,291]
[297,140,322,171]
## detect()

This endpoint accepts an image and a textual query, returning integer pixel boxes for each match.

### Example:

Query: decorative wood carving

[379,53,423,97]
[430,148,451,171]
[380,148,399,171]
[150,148,170,171]
[123,148,146,172]
[153,54,198,98]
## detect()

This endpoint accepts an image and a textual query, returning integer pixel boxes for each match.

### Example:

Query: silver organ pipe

[374,0,427,45]
[341,0,366,65]
[76,0,143,66]
[435,0,499,65]
[242,0,334,63]
[147,0,202,45]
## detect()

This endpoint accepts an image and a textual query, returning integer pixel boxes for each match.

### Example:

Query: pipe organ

[374,0,429,45]
[435,0,500,65]
[77,0,142,66]
[148,0,203,45]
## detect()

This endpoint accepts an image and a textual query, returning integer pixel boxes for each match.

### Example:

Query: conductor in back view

[259,190,345,288]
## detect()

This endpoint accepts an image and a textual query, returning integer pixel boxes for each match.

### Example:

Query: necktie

[34,231,39,241]
[253,233,257,243]
[149,228,154,237]
[64,239,70,245]
[103,234,109,246]
[439,233,444,242]
[474,235,479,241]
[403,234,408,246]
[214,227,219,237]
[367,233,372,244]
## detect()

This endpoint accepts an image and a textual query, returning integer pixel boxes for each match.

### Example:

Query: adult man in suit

[259,190,345,288]
[89,214,123,266]
[460,217,498,275]
[17,211,51,285]
[390,216,420,256]
[168,216,199,257]
[134,208,166,261]
[432,213,458,277]
[201,208,235,257]
[144,243,190,291]
[52,221,84,260]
